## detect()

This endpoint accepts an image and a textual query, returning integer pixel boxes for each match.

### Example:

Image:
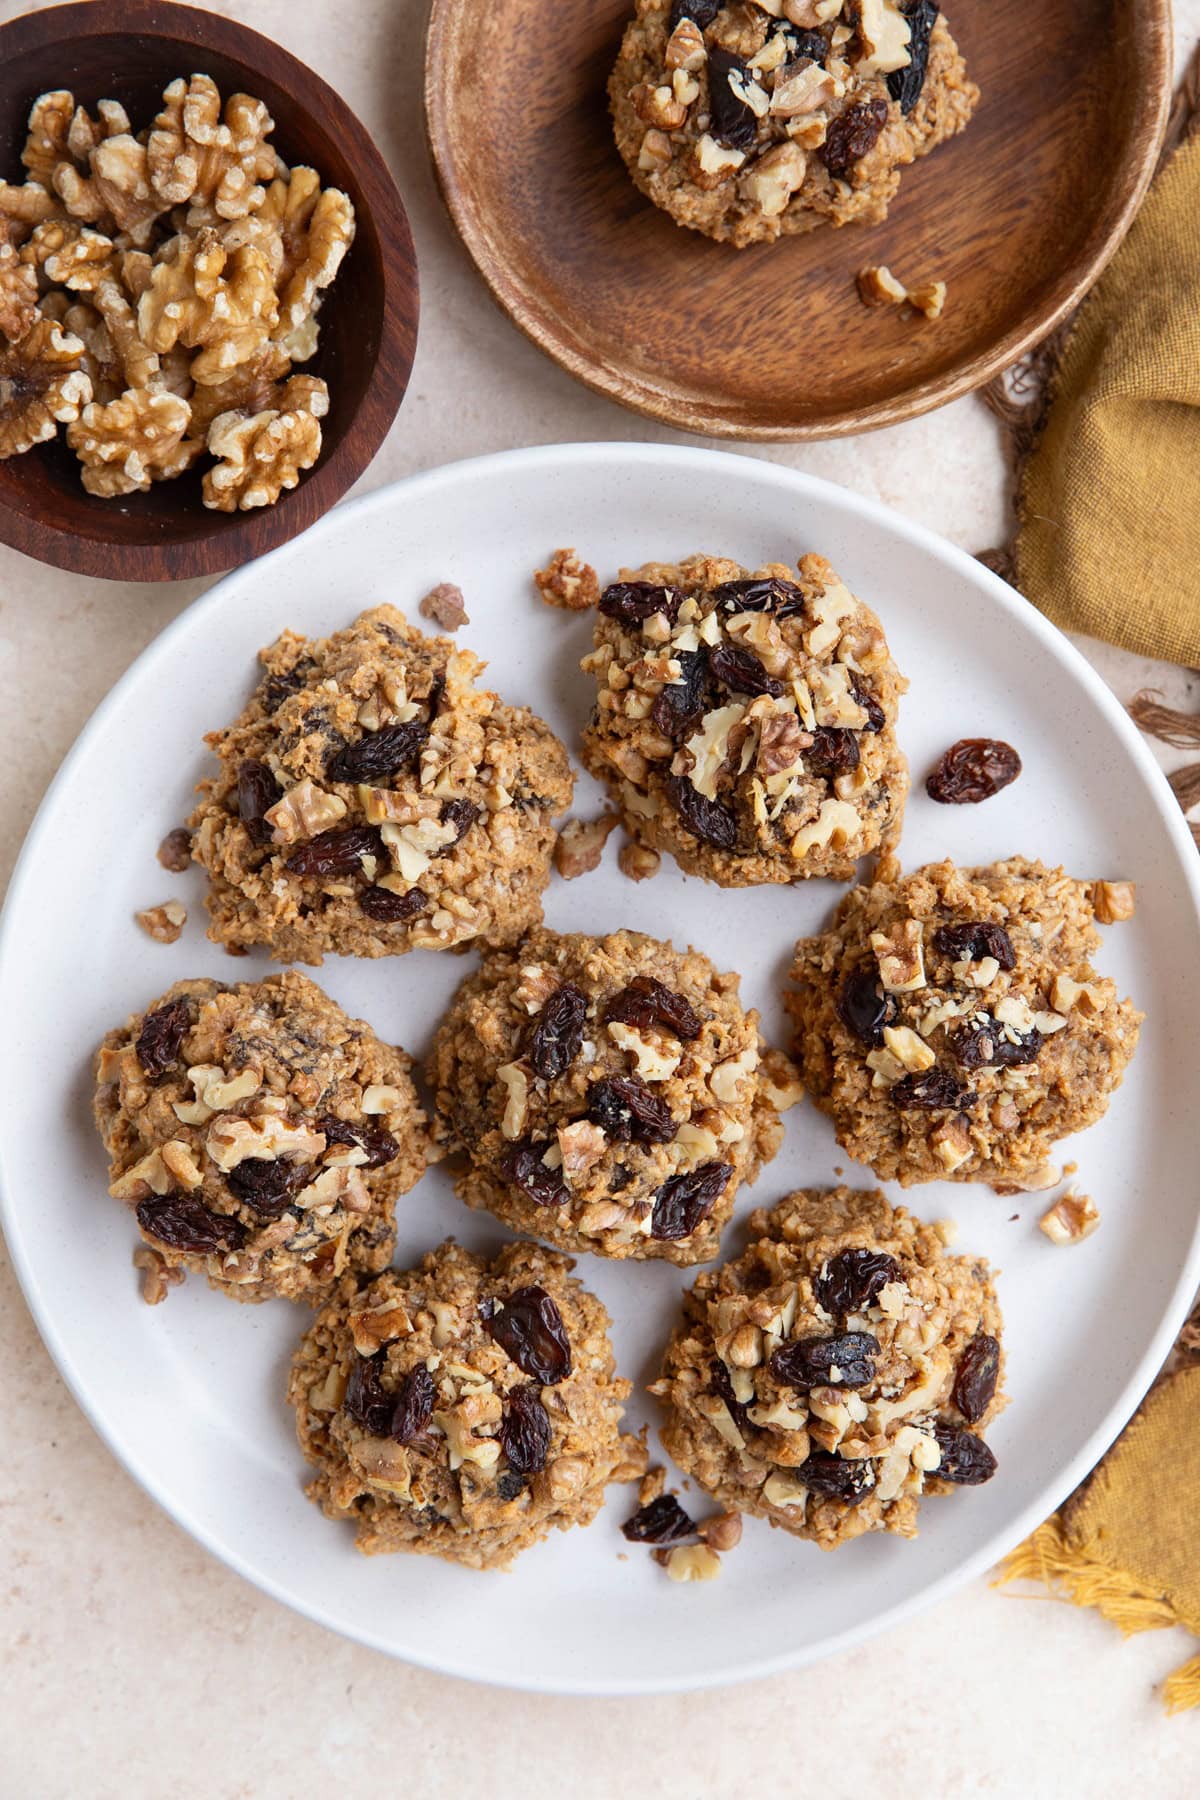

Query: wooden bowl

[426,0,1171,441]
[0,0,419,580]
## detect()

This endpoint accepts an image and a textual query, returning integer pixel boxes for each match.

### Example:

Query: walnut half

[202,373,328,512]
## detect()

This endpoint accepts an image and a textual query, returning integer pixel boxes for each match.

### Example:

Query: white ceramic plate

[3,445,1198,1696]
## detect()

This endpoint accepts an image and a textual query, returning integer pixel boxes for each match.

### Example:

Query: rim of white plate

[3,442,1199,1695]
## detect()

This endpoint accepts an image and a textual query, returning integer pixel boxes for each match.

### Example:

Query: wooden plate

[425,1,1171,440]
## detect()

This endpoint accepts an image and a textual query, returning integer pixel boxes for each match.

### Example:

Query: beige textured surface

[1,1,1198,1794]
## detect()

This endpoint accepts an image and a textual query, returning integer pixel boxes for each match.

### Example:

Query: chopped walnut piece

[67,388,197,496]
[870,918,927,992]
[148,76,277,218]
[133,1244,185,1305]
[202,375,327,511]
[857,263,908,307]
[618,840,661,883]
[22,91,76,189]
[534,547,601,612]
[664,1543,722,1582]
[27,218,115,291]
[1039,1189,1100,1246]
[271,176,355,334]
[186,340,291,441]
[54,133,163,243]
[699,1512,742,1552]
[1091,880,1136,924]
[908,282,947,321]
[136,900,187,944]
[0,317,91,457]
[265,776,347,843]
[757,712,808,776]
[52,300,123,403]
[992,1162,1061,1196]
[139,229,278,379]
[553,813,619,880]
[419,582,469,631]
[88,276,161,392]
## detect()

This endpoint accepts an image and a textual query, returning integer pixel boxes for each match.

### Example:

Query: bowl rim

[424,0,1173,442]
[0,0,419,581]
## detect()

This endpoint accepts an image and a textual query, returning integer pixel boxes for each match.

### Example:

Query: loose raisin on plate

[621,1494,695,1544]
[820,97,888,179]
[287,825,384,878]
[225,1155,310,1216]
[135,996,191,1077]
[770,1331,879,1390]
[666,775,738,851]
[926,738,1022,804]
[814,1248,900,1316]
[850,673,886,732]
[439,797,479,844]
[950,1017,1042,1071]
[236,757,278,845]
[500,1140,571,1210]
[890,1067,973,1109]
[605,974,702,1041]
[343,1349,393,1436]
[318,1115,400,1168]
[651,649,706,739]
[708,642,785,698]
[136,1192,246,1254]
[707,48,758,151]
[528,982,588,1081]
[587,1074,675,1144]
[953,1333,1001,1424]
[933,921,1016,970]
[484,1285,573,1383]
[359,885,427,923]
[806,726,860,777]
[932,1422,998,1484]
[836,965,897,1047]
[390,1364,435,1444]
[888,0,937,115]
[801,1449,876,1504]
[670,0,719,27]
[325,721,428,784]
[598,581,683,625]
[650,1161,732,1240]
[499,1382,552,1474]
[712,576,806,619]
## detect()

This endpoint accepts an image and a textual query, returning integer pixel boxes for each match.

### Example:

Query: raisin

[500,1140,570,1210]
[650,1162,731,1240]
[850,673,886,732]
[776,28,827,63]
[343,1350,393,1435]
[236,757,278,845]
[359,886,427,923]
[136,1192,246,1254]
[651,649,706,739]
[666,775,738,851]
[325,721,428,784]
[953,1333,1001,1424]
[770,1331,879,1390]
[932,1423,998,1485]
[926,739,1022,804]
[710,1357,752,1437]
[933,921,1016,970]
[891,1067,973,1109]
[806,727,861,776]
[157,826,193,871]
[390,1364,435,1443]
[814,1249,900,1316]
[707,641,785,698]
[801,1449,876,1504]
[598,581,683,624]
[707,47,757,151]
[496,1471,526,1501]
[287,825,384,877]
[135,997,191,1077]
[259,668,305,712]
[888,0,937,115]
[712,576,806,619]
[225,1156,309,1216]
[820,97,888,179]
[621,1494,695,1544]
[949,1018,1042,1071]
[836,965,897,1048]
[483,1285,573,1383]
[670,0,718,26]
[318,1115,400,1168]
[528,983,588,1081]
[605,974,702,1041]
[439,797,479,843]
[499,1382,552,1474]
[587,1075,675,1143]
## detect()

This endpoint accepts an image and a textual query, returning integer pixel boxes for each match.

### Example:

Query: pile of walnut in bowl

[0,76,354,508]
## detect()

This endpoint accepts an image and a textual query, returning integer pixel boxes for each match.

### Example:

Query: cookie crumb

[933,1217,959,1247]
[156,826,192,872]
[1091,879,1136,924]
[618,840,661,883]
[133,1244,183,1305]
[857,263,946,321]
[1039,1189,1100,1246]
[136,900,186,943]
[534,547,600,612]
[553,813,619,880]
[639,1465,667,1508]
[419,582,469,631]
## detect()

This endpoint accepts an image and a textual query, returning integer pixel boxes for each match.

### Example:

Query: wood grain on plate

[425,0,1171,440]
[0,0,419,582]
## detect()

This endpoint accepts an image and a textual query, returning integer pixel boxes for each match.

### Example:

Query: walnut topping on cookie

[287,1238,645,1569]
[427,926,791,1265]
[652,1186,1004,1549]
[186,606,574,963]
[788,857,1143,1186]
[580,551,907,885]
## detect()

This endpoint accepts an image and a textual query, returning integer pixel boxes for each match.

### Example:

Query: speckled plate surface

[2,444,1198,1694]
